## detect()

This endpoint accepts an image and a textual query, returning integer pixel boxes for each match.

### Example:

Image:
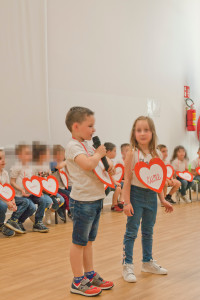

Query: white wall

[47,0,200,161]
[0,0,200,163]
[0,0,50,147]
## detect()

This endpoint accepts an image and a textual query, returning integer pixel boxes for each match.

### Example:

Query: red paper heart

[134,158,167,193]
[176,171,193,182]
[23,176,42,197]
[59,170,68,189]
[113,163,124,183]
[41,175,59,195]
[93,161,115,188]
[196,167,200,175]
[0,183,15,201]
[166,165,174,179]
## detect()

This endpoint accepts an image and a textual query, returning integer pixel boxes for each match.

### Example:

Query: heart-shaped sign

[196,167,200,175]
[176,171,193,182]
[41,175,59,195]
[59,170,68,189]
[134,158,167,193]
[112,163,124,183]
[23,176,42,197]
[166,165,174,179]
[93,161,115,188]
[0,183,15,201]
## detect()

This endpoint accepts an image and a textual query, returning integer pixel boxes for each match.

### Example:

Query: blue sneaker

[2,225,15,237]
[70,277,102,297]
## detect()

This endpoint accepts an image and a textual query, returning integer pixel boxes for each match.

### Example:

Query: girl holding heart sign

[0,149,17,237]
[122,116,173,283]
[191,147,200,182]
[171,146,194,203]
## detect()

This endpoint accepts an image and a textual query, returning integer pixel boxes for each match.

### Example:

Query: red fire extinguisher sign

[184,86,190,98]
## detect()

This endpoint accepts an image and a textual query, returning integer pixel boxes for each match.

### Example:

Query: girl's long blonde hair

[130,116,159,157]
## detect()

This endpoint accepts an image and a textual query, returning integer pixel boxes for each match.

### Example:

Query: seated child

[0,149,17,237]
[171,145,194,203]
[157,144,181,204]
[51,144,73,218]
[5,144,36,234]
[104,142,123,212]
[32,142,65,225]
[191,147,200,182]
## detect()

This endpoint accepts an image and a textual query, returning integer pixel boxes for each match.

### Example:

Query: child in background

[32,142,65,226]
[51,144,72,218]
[0,149,17,237]
[104,142,123,212]
[5,145,36,234]
[66,106,114,297]
[157,144,181,204]
[171,145,194,203]
[191,147,200,181]
[120,143,131,165]
[122,116,173,283]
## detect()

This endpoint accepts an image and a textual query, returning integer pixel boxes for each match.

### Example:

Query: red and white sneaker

[90,273,114,290]
[70,277,102,297]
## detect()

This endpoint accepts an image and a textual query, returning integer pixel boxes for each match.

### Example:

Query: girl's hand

[161,200,173,213]
[7,200,17,211]
[115,182,121,188]
[22,189,30,197]
[124,203,134,216]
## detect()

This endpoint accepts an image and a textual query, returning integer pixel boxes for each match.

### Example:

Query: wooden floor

[1,197,200,300]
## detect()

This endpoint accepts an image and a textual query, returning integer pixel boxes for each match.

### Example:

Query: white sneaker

[45,209,52,225]
[181,195,191,203]
[142,259,168,275]
[122,264,137,282]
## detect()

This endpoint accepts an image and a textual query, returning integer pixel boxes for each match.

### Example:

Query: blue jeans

[30,194,53,223]
[194,175,200,181]
[177,177,194,196]
[69,198,103,246]
[123,185,157,264]
[0,199,8,224]
[11,197,36,223]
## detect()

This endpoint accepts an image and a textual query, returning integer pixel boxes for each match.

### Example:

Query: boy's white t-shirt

[10,162,33,197]
[0,169,10,185]
[65,139,105,201]
[171,158,188,172]
[191,158,200,170]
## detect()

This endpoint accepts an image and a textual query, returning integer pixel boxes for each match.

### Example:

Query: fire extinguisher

[185,98,196,131]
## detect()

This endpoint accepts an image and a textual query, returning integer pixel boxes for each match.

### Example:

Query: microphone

[92,136,110,171]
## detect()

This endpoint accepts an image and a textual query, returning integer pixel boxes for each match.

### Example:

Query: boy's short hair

[157,144,167,151]
[53,145,65,156]
[104,142,116,152]
[121,143,130,151]
[15,144,29,155]
[65,106,94,132]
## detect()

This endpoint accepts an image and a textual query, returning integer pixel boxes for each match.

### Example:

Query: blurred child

[0,149,17,237]
[171,145,194,203]
[51,144,72,218]
[121,143,131,164]
[191,147,200,181]
[66,106,114,296]
[32,142,65,226]
[5,145,36,234]
[157,144,181,204]
[104,142,123,212]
